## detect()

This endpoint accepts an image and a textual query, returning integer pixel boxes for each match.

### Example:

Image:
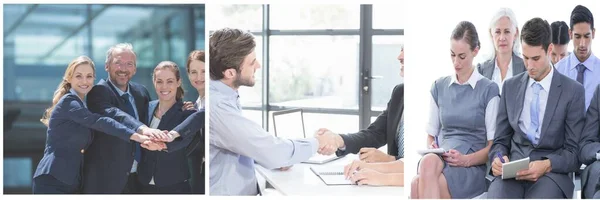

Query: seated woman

[410,21,499,199]
[477,8,525,94]
[136,61,198,194]
[33,56,163,194]
[342,47,405,187]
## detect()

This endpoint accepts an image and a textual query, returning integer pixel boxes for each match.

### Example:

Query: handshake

[314,128,345,155]
[129,126,181,151]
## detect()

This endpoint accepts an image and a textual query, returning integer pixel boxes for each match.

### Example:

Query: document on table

[310,166,354,185]
[502,157,530,179]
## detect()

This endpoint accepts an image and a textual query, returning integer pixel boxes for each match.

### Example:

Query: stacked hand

[182,101,197,111]
[134,126,181,151]
[314,128,344,155]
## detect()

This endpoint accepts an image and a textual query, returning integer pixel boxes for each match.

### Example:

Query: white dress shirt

[518,66,554,144]
[492,58,514,94]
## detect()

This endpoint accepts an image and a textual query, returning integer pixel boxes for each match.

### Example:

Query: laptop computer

[272,108,343,164]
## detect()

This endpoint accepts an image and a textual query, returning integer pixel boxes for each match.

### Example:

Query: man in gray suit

[580,84,600,199]
[487,18,585,198]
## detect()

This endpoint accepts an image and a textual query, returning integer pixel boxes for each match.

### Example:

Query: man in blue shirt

[555,5,600,110]
[208,28,335,195]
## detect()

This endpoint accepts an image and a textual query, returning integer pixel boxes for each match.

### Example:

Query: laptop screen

[273,109,306,139]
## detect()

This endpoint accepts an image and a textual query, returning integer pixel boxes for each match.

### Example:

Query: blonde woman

[33,56,159,194]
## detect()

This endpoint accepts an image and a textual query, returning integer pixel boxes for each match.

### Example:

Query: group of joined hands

[278,128,402,186]
[127,101,198,151]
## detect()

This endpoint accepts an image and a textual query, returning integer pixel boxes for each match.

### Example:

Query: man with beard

[208,28,335,195]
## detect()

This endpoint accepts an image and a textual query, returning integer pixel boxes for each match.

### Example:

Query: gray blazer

[579,84,600,198]
[489,68,585,197]
[477,53,526,80]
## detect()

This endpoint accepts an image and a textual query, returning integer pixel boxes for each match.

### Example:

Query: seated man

[208,28,333,195]
[580,84,600,199]
[487,18,584,199]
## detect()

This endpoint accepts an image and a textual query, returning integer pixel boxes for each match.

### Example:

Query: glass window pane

[269,36,359,109]
[373,3,404,29]
[371,36,403,111]
[207,4,262,31]
[270,5,359,30]
[3,157,32,188]
[269,112,359,136]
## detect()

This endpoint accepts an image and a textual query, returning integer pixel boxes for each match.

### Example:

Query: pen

[496,152,505,163]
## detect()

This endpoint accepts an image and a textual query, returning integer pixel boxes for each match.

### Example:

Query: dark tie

[121,93,141,162]
[577,63,586,85]
[396,114,404,158]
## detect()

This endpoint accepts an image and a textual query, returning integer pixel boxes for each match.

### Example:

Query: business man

[580,84,600,198]
[316,46,404,163]
[550,21,571,65]
[208,28,333,195]
[487,18,584,198]
[556,5,600,110]
[82,43,168,193]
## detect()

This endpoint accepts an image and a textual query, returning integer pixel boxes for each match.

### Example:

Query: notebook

[310,166,354,185]
[417,148,446,156]
[502,157,530,179]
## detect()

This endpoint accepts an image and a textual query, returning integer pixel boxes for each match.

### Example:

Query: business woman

[410,21,499,199]
[186,50,205,194]
[477,8,525,93]
[33,56,153,194]
[136,61,197,193]
[341,47,405,187]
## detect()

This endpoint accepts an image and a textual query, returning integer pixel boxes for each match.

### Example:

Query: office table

[255,154,404,196]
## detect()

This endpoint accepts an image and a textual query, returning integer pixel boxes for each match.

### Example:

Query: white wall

[404,0,600,193]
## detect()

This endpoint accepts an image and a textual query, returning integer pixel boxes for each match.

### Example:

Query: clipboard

[417,148,446,156]
[502,157,530,179]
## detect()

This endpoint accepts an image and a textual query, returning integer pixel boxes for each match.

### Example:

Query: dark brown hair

[209,28,256,80]
[153,61,184,100]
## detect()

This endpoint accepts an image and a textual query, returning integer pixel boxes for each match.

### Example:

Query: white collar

[494,56,513,73]
[527,64,554,92]
[449,67,482,89]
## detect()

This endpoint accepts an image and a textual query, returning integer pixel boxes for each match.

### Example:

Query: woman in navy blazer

[185,50,205,194]
[33,56,154,194]
[136,61,197,193]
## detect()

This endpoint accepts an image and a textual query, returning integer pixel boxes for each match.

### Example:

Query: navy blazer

[137,100,196,187]
[169,109,204,154]
[336,84,404,159]
[33,90,136,186]
[82,79,151,193]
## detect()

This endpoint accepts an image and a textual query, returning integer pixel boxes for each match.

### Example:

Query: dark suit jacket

[477,53,526,80]
[579,84,600,198]
[489,69,585,197]
[336,84,403,159]
[580,84,600,165]
[33,90,136,186]
[137,100,196,187]
[82,79,151,193]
